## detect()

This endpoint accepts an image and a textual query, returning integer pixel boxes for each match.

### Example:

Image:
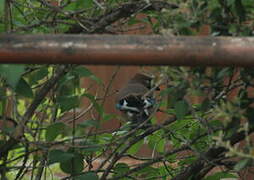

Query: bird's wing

[116,83,149,102]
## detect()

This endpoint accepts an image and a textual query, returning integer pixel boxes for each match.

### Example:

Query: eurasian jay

[116,73,159,128]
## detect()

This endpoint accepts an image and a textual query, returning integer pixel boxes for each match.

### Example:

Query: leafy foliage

[0,0,254,180]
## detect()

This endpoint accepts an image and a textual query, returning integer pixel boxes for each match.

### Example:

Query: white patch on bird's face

[120,100,139,112]
[144,99,152,108]
[123,100,129,108]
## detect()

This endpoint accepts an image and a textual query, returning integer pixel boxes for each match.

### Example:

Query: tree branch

[0,65,70,157]
[99,116,176,179]
[67,0,178,33]
[171,127,254,180]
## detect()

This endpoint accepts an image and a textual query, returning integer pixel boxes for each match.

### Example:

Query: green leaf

[77,141,102,153]
[0,23,4,33]
[216,68,231,79]
[203,172,237,180]
[45,122,67,142]
[174,100,189,120]
[148,130,165,153]
[0,87,6,115]
[113,163,129,177]
[208,120,223,128]
[90,75,102,84]
[57,95,80,112]
[78,119,100,128]
[0,65,25,88]
[1,126,16,134]
[234,158,251,171]
[234,0,246,22]
[72,67,102,84]
[0,0,3,16]
[227,0,235,6]
[159,87,174,96]
[200,98,210,111]
[178,156,197,167]
[246,107,254,125]
[128,16,141,25]
[208,0,220,10]
[137,166,160,178]
[48,149,74,165]
[102,113,116,122]
[29,67,48,85]
[60,153,84,175]
[127,140,143,155]
[64,1,76,11]
[0,102,3,116]
[83,93,103,115]
[15,78,33,98]
[156,139,166,153]
[73,66,93,77]
[76,0,94,9]
[74,172,99,180]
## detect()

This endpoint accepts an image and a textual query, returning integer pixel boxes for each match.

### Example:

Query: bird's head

[129,73,158,90]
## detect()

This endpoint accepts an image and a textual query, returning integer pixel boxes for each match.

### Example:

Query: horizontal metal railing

[1,34,254,66]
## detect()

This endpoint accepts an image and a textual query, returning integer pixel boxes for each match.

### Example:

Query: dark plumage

[116,73,158,128]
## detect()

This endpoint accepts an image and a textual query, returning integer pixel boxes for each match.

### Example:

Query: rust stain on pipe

[0,34,254,66]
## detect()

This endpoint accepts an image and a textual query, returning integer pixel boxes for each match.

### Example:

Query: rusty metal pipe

[0,34,254,66]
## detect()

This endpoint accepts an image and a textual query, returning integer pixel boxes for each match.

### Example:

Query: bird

[115,73,159,129]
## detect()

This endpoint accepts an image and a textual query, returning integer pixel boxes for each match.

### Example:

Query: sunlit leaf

[156,139,166,153]
[127,140,143,155]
